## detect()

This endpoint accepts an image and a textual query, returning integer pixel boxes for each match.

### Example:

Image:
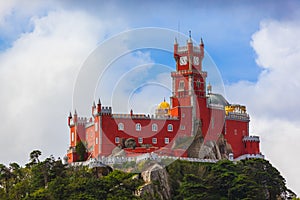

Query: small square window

[138,137,143,144]
[165,138,169,144]
[152,138,157,144]
[180,125,185,130]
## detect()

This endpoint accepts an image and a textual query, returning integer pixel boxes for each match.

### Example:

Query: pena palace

[66,34,264,163]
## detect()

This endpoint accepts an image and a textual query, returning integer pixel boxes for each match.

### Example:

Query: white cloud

[0,9,127,165]
[226,19,300,195]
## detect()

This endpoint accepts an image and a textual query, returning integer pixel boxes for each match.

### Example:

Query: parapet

[242,136,260,142]
[101,106,112,115]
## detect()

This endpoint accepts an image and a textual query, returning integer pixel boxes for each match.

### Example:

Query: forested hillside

[0,150,297,199]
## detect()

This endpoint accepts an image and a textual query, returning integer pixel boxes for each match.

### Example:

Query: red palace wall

[99,113,192,157]
[205,108,225,142]
[245,141,260,155]
[225,119,249,158]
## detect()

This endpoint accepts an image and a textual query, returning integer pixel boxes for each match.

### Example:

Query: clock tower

[170,32,208,135]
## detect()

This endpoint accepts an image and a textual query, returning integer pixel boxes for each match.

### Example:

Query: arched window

[167,124,173,132]
[118,123,124,131]
[115,137,120,143]
[152,123,158,132]
[136,123,141,131]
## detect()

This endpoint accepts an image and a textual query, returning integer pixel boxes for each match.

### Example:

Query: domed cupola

[155,98,170,117]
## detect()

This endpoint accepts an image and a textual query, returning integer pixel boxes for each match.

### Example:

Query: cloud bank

[226,19,300,195]
[0,9,126,164]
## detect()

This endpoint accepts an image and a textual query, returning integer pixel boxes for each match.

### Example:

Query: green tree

[76,141,87,161]
[0,164,12,198]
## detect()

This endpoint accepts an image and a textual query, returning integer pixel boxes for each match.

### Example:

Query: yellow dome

[158,99,170,109]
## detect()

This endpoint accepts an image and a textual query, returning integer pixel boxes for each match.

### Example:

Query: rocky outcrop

[136,163,171,200]
[110,146,126,157]
[187,120,232,159]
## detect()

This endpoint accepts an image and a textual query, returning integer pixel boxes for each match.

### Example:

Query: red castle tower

[66,32,263,163]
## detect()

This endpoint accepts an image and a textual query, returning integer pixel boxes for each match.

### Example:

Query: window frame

[138,137,143,144]
[152,137,157,144]
[136,123,141,131]
[167,124,173,132]
[152,123,158,132]
[164,138,169,144]
[118,123,124,131]
[115,137,120,143]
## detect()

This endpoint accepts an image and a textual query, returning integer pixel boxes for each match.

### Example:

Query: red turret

[97,99,101,114]
[92,101,96,116]
[73,110,77,124]
[68,112,72,126]
[187,30,193,71]
[199,38,204,71]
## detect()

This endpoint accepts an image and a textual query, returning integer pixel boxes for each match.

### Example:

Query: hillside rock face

[137,163,171,200]
[187,120,232,159]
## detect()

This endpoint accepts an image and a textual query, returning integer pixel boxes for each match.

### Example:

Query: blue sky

[1,0,300,195]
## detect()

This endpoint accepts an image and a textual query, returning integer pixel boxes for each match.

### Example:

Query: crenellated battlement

[101,106,112,115]
[225,112,249,121]
[171,70,207,77]
[243,136,260,142]
[112,114,179,120]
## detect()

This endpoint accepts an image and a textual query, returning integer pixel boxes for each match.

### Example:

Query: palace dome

[158,99,170,109]
[207,93,229,107]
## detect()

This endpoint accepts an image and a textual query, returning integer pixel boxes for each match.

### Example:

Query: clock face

[179,56,188,65]
[193,56,199,65]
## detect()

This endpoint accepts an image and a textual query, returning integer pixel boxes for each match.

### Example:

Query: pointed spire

[207,83,212,94]
[200,37,204,46]
[174,37,178,44]
[74,109,77,115]
[69,112,72,118]
[163,97,166,102]
[188,30,192,43]
[98,98,101,105]
[93,101,96,107]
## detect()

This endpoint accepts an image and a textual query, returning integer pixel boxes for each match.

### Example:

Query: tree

[27,150,42,167]
[0,164,11,198]
[76,141,87,161]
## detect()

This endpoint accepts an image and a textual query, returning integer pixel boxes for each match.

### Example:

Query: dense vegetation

[166,159,296,200]
[0,150,143,200]
[0,150,297,199]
